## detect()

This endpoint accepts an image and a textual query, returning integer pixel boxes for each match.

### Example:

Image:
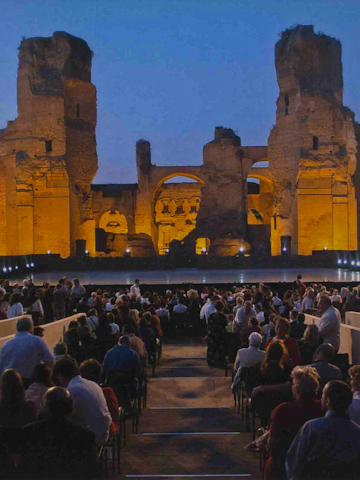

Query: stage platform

[12,267,359,286]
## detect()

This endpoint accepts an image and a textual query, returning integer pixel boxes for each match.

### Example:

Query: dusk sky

[1,0,359,184]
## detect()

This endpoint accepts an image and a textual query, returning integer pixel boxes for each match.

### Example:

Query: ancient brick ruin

[0,25,359,257]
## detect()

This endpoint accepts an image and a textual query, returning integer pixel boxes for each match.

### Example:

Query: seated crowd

[0,275,359,478]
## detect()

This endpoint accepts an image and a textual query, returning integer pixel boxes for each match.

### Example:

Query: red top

[102,387,119,437]
[266,336,302,367]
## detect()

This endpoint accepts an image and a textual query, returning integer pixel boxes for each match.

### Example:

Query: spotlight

[357,262,360,267]
[85,250,89,255]
[15,266,18,270]
[282,247,287,252]
[201,248,207,255]
[47,250,51,255]
[165,248,169,255]
[323,247,328,251]
[124,248,131,257]
[344,260,348,265]
[239,247,244,253]
[337,260,342,265]
[8,267,12,272]
[351,261,355,266]
[126,249,130,254]
[2,267,7,273]
[30,263,34,267]
[26,264,30,268]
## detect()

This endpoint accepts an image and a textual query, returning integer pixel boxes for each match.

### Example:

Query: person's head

[307,288,315,299]
[215,300,223,312]
[249,332,262,348]
[249,317,259,327]
[88,308,98,318]
[303,324,319,344]
[78,315,87,326]
[139,317,147,328]
[123,324,135,335]
[291,365,320,401]
[129,309,140,323]
[73,278,80,286]
[2,293,10,303]
[255,305,262,313]
[318,295,332,314]
[313,343,334,363]
[297,313,305,324]
[44,387,73,418]
[290,309,298,321]
[52,358,79,388]
[321,380,353,414]
[349,365,360,393]
[118,304,129,319]
[0,369,25,406]
[31,363,53,387]
[244,301,252,313]
[10,293,21,306]
[143,311,151,324]
[68,320,79,331]
[79,359,102,384]
[106,312,115,324]
[261,340,287,375]
[33,326,44,337]
[53,342,68,357]
[211,295,220,305]
[297,274,302,280]
[275,318,290,339]
[17,316,34,334]
[119,335,130,347]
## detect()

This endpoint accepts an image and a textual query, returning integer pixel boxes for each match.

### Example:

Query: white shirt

[234,346,265,372]
[156,308,169,319]
[331,295,341,303]
[29,298,44,316]
[349,391,360,426]
[272,296,282,306]
[105,303,115,312]
[302,297,313,311]
[200,299,210,320]
[0,287,6,295]
[87,315,99,329]
[234,306,256,329]
[0,331,54,379]
[110,323,120,335]
[130,284,141,297]
[293,300,303,312]
[67,375,112,446]
[7,303,24,318]
[318,306,341,351]
[257,311,265,323]
[174,304,187,313]
[205,302,216,323]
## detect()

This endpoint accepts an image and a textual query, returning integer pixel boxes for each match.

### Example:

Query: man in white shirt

[0,280,6,296]
[53,358,112,446]
[130,279,141,298]
[234,332,265,372]
[318,295,341,351]
[173,298,187,314]
[302,288,315,312]
[255,305,265,324]
[234,301,256,330]
[0,317,54,387]
[205,296,220,324]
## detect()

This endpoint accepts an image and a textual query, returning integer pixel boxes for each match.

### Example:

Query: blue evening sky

[0,0,359,184]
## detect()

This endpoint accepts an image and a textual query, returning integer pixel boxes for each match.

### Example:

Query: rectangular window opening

[76,103,80,119]
[45,140,52,153]
[313,136,319,151]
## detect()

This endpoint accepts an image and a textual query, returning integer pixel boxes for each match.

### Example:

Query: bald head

[45,387,73,417]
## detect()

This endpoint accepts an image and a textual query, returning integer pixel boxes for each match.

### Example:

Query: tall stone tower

[0,32,98,257]
[268,25,359,255]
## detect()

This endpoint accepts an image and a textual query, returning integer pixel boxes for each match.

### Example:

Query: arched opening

[248,209,264,224]
[196,238,210,255]
[153,174,203,255]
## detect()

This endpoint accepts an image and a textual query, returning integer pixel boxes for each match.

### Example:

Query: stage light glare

[337,260,342,265]
[85,250,89,255]
[239,247,244,253]
[201,248,207,255]
[125,249,131,254]
[15,266,18,270]
[351,261,355,266]
[8,267,12,272]
[47,250,51,255]
[2,267,7,273]
[357,262,360,267]
[324,246,328,251]
[30,262,34,267]
[344,260,348,265]
[282,247,287,252]
[165,248,169,254]
[26,264,30,268]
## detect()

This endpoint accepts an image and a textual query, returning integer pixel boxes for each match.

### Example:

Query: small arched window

[285,94,289,115]
[313,136,319,150]
[76,103,80,118]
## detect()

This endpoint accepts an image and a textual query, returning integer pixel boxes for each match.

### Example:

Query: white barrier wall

[0,315,33,338]
[305,313,360,365]
[0,313,84,354]
[345,311,360,329]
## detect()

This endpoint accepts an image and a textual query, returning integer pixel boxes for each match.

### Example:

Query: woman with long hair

[7,293,23,319]
[26,363,53,413]
[299,324,320,365]
[0,369,37,427]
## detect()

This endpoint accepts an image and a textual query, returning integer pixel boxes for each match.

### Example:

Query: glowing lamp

[282,247,287,252]
[201,248,207,255]
[8,267,12,272]
[26,264,30,268]
[85,250,89,255]
[351,261,355,266]
[2,267,7,273]
[344,260,348,265]
[126,249,131,254]
[47,250,51,255]
[337,260,342,265]
[323,247,328,251]
[30,263,34,267]
[239,247,244,253]
[357,262,360,267]
[15,266,18,270]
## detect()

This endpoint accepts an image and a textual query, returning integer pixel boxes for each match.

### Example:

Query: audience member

[102,335,142,380]
[7,293,24,318]
[299,325,320,365]
[0,317,54,388]
[19,386,100,479]
[289,312,307,340]
[348,365,360,426]
[318,295,341,352]
[266,318,301,366]
[26,363,53,413]
[207,301,227,367]
[311,343,343,392]
[123,324,146,359]
[52,358,112,446]
[286,380,360,480]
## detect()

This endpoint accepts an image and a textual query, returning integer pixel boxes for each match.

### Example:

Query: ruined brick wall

[0,32,98,257]
[268,25,359,255]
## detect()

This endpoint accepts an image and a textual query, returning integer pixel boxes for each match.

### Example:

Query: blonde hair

[291,365,319,399]
[129,309,140,323]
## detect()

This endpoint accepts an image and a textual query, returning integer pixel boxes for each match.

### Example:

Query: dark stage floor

[12,267,358,286]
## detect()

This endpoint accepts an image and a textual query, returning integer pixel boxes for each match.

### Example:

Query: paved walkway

[119,339,261,480]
